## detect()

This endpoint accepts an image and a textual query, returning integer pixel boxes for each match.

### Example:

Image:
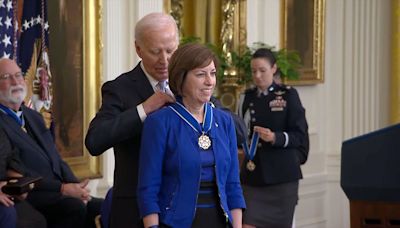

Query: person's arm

[59,160,79,183]
[0,127,22,179]
[224,116,246,217]
[230,208,243,228]
[272,89,309,164]
[85,81,144,156]
[85,81,174,156]
[6,147,26,178]
[137,114,167,222]
[143,214,159,228]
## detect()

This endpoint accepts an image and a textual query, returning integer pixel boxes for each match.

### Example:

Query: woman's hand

[254,126,276,144]
[143,213,159,228]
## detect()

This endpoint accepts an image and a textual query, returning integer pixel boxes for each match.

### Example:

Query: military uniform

[237,82,309,227]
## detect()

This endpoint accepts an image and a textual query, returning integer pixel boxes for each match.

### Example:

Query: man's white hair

[134,12,179,44]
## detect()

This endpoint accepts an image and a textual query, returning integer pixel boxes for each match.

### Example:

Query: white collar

[140,62,168,91]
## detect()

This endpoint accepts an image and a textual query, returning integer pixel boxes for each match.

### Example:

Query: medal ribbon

[169,101,213,135]
[0,103,24,126]
[242,132,260,161]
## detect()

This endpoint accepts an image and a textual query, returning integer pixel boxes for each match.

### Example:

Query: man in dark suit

[85,12,177,228]
[0,58,102,228]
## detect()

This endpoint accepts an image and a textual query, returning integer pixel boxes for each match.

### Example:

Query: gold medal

[246,160,256,171]
[198,134,211,150]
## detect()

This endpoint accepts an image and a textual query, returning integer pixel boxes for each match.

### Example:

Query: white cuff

[137,104,147,122]
[283,132,289,148]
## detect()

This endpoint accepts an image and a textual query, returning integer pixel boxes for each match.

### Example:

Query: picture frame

[281,0,325,85]
[48,0,102,179]
[163,0,247,111]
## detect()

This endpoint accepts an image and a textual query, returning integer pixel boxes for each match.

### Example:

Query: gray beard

[0,88,27,105]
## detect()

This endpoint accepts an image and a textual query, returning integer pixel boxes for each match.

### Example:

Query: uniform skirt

[242,181,299,228]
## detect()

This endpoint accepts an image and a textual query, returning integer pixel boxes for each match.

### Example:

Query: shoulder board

[244,87,257,95]
[276,83,292,91]
[274,90,286,96]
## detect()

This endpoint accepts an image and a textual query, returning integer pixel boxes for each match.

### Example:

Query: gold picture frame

[48,0,102,179]
[163,0,247,111]
[281,0,325,85]
[163,0,247,50]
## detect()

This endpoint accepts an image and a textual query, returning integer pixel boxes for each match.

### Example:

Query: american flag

[0,0,53,128]
[18,0,50,73]
[0,0,17,59]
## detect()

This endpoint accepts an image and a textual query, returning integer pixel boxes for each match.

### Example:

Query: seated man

[0,58,103,228]
[0,126,46,228]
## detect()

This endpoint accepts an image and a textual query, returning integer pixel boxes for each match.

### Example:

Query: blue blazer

[138,104,246,228]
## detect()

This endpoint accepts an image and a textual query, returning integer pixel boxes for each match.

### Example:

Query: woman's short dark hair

[169,43,219,96]
[252,48,277,65]
[252,48,281,76]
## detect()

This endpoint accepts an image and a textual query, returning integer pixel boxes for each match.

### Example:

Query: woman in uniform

[238,48,309,228]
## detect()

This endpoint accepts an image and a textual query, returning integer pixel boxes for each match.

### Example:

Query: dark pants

[110,197,142,228]
[15,201,47,228]
[0,204,16,228]
[192,207,228,228]
[0,201,46,228]
[36,196,103,228]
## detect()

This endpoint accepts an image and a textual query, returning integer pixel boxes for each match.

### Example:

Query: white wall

[247,0,391,227]
[96,1,392,227]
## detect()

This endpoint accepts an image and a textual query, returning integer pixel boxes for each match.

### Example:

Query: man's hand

[6,170,23,178]
[61,179,91,202]
[254,126,276,144]
[0,182,14,207]
[142,91,175,115]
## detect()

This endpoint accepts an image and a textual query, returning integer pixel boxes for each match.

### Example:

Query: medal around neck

[170,102,213,150]
[242,132,260,171]
[198,134,211,150]
[246,160,256,171]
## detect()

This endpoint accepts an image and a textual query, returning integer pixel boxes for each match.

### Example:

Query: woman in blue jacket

[138,43,245,228]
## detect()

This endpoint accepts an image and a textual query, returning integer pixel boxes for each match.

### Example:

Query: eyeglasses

[0,72,24,81]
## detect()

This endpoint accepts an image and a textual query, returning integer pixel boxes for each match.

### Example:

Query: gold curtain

[391,0,400,123]
[181,0,222,46]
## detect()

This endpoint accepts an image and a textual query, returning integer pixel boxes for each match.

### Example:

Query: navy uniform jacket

[138,105,246,228]
[238,83,309,186]
[0,105,78,206]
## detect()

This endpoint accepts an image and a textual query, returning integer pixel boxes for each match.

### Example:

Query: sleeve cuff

[273,132,288,148]
[137,104,147,122]
[283,132,289,148]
